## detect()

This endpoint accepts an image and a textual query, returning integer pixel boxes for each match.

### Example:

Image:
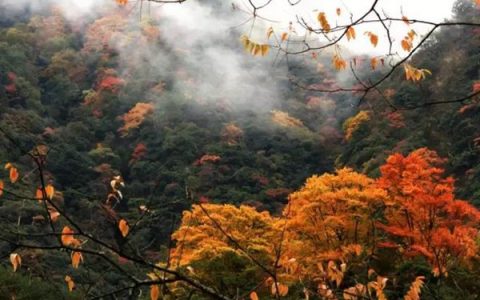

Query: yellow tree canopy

[282,168,387,277]
[171,204,280,267]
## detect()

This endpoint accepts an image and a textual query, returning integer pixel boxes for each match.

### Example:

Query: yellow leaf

[266,27,274,39]
[10,253,21,272]
[332,54,347,71]
[150,285,160,300]
[0,180,3,197]
[281,32,288,42]
[119,219,129,237]
[346,26,356,41]
[253,44,261,56]
[340,263,347,273]
[61,226,75,246]
[404,64,431,82]
[371,57,378,70]
[9,167,19,183]
[401,39,412,52]
[45,184,55,200]
[71,252,83,269]
[147,272,158,281]
[407,29,416,40]
[260,44,270,56]
[317,12,331,33]
[65,275,75,292]
[240,35,250,50]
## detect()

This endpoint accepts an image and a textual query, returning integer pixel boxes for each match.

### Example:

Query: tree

[170,204,280,297]
[282,168,386,275]
[376,148,480,277]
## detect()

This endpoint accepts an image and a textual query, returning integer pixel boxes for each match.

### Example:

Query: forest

[0,0,479,299]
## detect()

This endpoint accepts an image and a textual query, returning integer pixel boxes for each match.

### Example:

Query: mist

[118,0,289,113]
[0,0,364,123]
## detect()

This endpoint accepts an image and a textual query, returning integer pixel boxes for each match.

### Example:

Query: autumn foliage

[118,102,154,136]
[171,204,279,266]
[282,168,387,276]
[170,148,480,298]
[343,110,370,140]
[376,148,480,276]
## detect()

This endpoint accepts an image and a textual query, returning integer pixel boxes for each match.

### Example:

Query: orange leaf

[371,57,378,70]
[116,0,128,5]
[65,275,75,292]
[10,253,21,272]
[369,34,378,47]
[50,210,60,222]
[150,284,160,300]
[71,252,83,269]
[45,184,55,200]
[278,284,289,296]
[119,219,129,237]
[317,12,331,33]
[365,32,378,47]
[271,283,289,297]
[401,39,412,52]
[35,188,43,201]
[346,27,356,41]
[9,167,19,183]
[250,291,259,300]
[281,32,288,42]
[260,44,270,56]
[402,16,410,25]
[4,163,12,170]
[332,54,347,71]
[0,180,3,197]
[61,226,75,246]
